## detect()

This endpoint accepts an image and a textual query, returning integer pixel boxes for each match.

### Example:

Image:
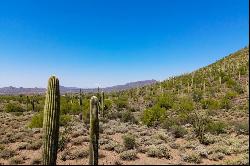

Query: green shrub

[190,111,210,144]
[114,97,128,110]
[104,99,113,111]
[225,91,237,99]
[28,112,43,128]
[233,121,249,135]
[141,105,166,127]
[226,78,236,88]
[70,103,82,115]
[170,125,187,138]
[161,117,177,129]
[176,98,194,113]
[219,97,231,110]
[60,114,72,126]
[192,90,203,102]
[207,121,227,135]
[121,110,137,124]
[119,150,138,161]
[182,151,201,163]
[29,112,72,128]
[233,83,244,94]
[201,99,219,110]
[146,145,171,159]
[156,94,174,110]
[4,103,25,113]
[122,134,136,150]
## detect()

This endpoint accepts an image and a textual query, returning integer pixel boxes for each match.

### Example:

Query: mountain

[0,80,157,95]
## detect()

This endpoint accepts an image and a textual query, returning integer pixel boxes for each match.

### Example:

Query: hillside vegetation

[0,46,249,165]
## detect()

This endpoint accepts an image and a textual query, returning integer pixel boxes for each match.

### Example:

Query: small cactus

[42,76,60,165]
[89,96,99,165]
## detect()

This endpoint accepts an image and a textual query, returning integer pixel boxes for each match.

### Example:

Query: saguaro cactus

[89,96,99,165]
[101,91,104,117]
[203,81,206,92]
[26,96,29,111]
[42,76,60,165]
[79,89,83,106]
[31,98,35,111]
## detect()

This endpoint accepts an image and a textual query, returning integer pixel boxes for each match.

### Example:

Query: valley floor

[0,111,248,165]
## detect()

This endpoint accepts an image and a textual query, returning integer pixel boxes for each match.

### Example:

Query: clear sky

[0,0,249,88]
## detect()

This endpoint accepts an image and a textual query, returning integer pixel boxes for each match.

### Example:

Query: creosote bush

[122,133,136,150]
[5,103,25,113]
[170,125,187,138]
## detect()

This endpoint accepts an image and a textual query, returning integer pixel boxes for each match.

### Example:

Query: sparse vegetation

[0,47,248,165]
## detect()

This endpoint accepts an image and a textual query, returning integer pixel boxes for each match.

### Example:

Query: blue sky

[0,0,249,88]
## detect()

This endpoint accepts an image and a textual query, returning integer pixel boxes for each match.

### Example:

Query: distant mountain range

[0,80,157,95]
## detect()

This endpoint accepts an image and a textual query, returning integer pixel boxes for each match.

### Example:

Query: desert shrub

[182,151,201,163]
[233,121,249,135]
[225,91,237,99]
[114,97,128,110]
[224,153,249,165]
[17,142,28,150]
[209,152,225,161]
[60,114,72,126]
[9,156,25,165]
[233,83,244,94]
[28,112,43,128]
[239,66,247,75]
[114,144,125,153]
[156,94,174,110]
[29,112,72,128]
[71,149,89,159]
[27,141,42,150]
[141,105,166,127]
[122,134,136,150]
[146,145,171,159]
[103,140,118,151]
[176,98,194,113]
[191,111,210,144]
[0,144,4,151]
[121,110,137,124]
[4,103,25,113]
[219,97,231,110]
[0,149,15,159]
[207,121,227,135]
[170,125,187,138]
[192,90,203,102]
[30,157,42,165]
[161,117,177,129]
[114,160,123,165]
[119,150,138,161]
[70,103,82,115]
[60,101,71,115]
[104,99,113,111]
[201,99,219,110]
[226,78,237,88]
[106,111,122,120]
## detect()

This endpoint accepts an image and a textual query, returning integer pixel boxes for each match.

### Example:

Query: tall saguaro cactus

[42,76,60,165]
[89,96,99,165]
[101,91,104,117]
[26,96,29,111]
[79,89,83,106]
